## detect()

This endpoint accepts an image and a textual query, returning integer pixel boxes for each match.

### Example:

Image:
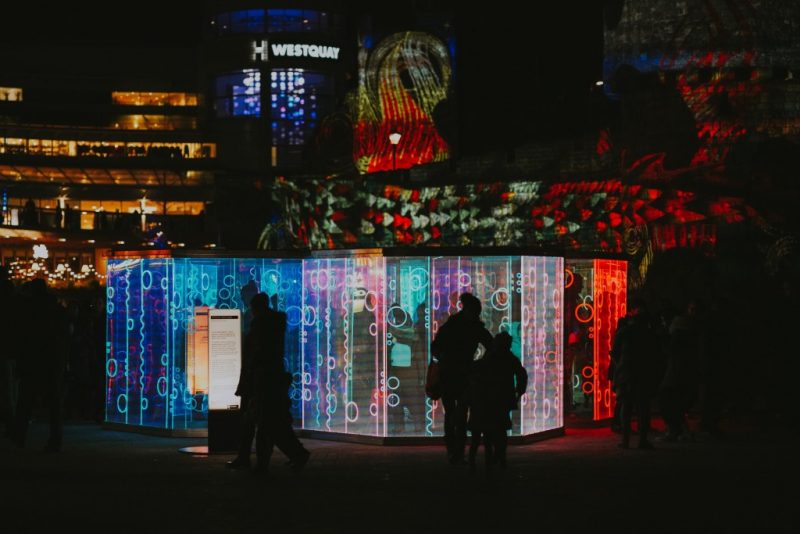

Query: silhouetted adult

[227,281,262,469]
[431,292,493,464]
[467,332,527,470]
[612,298,660,449]
[0,268,17,436]
[54,203,63,229]
[13,278,69,452]
[608,315,629,433]
[229,293,309,475]
[699,297,729,436]
[660,300,702,441]
[22,198,37,227]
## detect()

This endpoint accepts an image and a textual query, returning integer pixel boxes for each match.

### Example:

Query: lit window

[214,10,265,35]
[214,70,261,118]
[271,69,330,146]
[0,87,23,101]
[111,92,199,106]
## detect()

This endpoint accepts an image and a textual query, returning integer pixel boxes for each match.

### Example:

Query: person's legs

[451,392,469,462]
[44,372,63,451]
[660,387,682,438]
[494,430,508,467]
[0,358,15,436]
[442,394,457,460]
[619,386,632,448]
[611,397,622,432]
[268,399,310,472]
[227,396,255,468]
[274,423,309,466]
[468,431,481,469]
[484,431,495,468]
[12,371,35,447]
[254,422,274,474]
[637,388,652,448]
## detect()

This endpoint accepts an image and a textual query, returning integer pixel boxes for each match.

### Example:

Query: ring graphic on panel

[103,252,590,442]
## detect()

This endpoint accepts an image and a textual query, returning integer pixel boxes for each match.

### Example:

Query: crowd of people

[0,264,765,473]
[0,267,105,452]
[609,296,728,449]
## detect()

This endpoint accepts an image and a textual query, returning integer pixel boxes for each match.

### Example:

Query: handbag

[425,359,442,400]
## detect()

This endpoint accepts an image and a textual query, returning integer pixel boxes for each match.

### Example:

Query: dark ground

[0,417,796,532]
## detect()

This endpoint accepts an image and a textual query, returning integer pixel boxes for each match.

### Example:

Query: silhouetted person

[22,198,37,227]
[0,268,17,436]
[227,282,262,469]
[64,204,74,230]
[608,315,629,433]
[12,278,69,452]
[700,297,729,436]
[612,298,660,449]
[54,203,63,229]
[229,293,309,476]
[431,292,493,464]
[659,300,702,441]
[467,332,527,471]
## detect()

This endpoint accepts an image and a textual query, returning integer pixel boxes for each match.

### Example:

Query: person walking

[228,293,309,476]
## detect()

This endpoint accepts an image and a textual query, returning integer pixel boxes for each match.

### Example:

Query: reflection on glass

[564,260,627,421]
[105,254,567,438]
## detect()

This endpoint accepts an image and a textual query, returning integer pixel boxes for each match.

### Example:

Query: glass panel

[385,257,431,436]
[105,258,174,429]
[270,69,331,148]
[230,9,265,33]
[565,259,627,421]
[519,256,564,434]
[301,256,388,436]
[105,254,568,438]
[114,115,198,130]
[215,70,261,118]
[178,258,304,425]
[111,92,199,106]
[268,8,305,32]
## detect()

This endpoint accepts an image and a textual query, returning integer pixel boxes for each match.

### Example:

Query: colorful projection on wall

[564,260,627,421]
[263,177,749,254]
[354,32,451,173]
[106,252,564,439]
[600,0,799,181]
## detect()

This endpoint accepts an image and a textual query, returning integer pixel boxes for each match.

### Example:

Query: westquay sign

[252,40,341,62]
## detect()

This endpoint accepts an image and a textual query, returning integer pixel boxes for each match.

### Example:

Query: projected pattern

[298,255,563,437]
[565,260,627,421]
[354,32,451,173]
[107,254,565,438]
[106,258,172,429]
[106,257,304,430]
[301,256,388,436]
[385,258,431,436]
[520,256,564,433]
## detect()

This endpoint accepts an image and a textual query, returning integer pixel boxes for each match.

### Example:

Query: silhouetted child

[467,332,527,470]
